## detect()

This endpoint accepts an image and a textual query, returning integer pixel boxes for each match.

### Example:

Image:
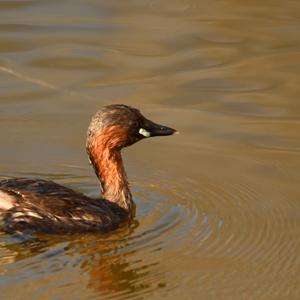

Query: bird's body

[0,178,128,233]
[0,105,176,234]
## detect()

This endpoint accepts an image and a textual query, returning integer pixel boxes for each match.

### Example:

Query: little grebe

[0,105,176,234]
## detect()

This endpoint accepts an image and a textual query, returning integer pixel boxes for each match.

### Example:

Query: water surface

[0,1,300,299]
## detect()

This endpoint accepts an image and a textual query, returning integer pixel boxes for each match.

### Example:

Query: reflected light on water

[0,0,300,299]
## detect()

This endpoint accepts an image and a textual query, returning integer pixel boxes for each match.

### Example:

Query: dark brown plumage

[0,105,176,234]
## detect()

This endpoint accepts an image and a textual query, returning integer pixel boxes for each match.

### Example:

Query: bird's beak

[139,118,177,138]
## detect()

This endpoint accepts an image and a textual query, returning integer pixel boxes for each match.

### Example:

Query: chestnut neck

[87,126,135,219]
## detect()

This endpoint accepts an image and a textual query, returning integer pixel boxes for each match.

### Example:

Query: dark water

[0,1,300,299]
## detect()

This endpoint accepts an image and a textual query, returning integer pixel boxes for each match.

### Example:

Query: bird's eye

[128,120,138,127]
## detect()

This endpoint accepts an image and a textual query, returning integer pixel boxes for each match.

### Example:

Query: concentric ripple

[0,162,300,299]
[163,176,300,298]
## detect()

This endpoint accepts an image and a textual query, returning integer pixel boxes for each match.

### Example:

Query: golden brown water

[0,1,300,299]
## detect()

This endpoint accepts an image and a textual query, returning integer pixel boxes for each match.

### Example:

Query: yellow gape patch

[139,128,151,137]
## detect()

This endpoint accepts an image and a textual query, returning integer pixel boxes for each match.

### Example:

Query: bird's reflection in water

[71,223,162,296]
[0,224,166,298]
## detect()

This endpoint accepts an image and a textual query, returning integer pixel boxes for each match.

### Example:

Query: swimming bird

[0,105,176,234]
